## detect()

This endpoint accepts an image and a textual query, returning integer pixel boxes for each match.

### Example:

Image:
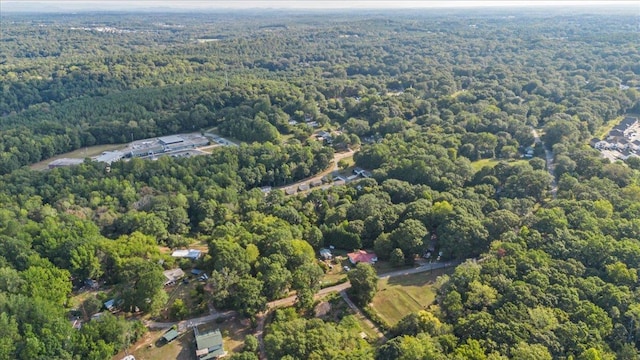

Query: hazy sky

[3,0,638,11]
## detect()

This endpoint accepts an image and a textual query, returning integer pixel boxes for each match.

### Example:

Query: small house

[347,250,378,265]
[195,327,226,360]
[104,299,116,312]
[316,131,333,144]
[171,249,202,260]
[163,268,185,286]
[319,248,333,260]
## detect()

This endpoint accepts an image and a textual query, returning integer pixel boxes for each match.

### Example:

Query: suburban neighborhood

[591,115,640,162]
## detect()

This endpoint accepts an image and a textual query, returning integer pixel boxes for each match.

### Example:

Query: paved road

[277,149,355,195]
[531,128,557,199]
[145,310,236,330]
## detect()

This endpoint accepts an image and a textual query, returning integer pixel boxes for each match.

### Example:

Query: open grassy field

[370,268,451,327]
[470,158,529,172]
[30,143,126,170]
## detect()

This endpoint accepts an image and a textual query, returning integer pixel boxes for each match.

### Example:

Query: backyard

[112,316,252,360]
[112,329,194,360]
[370,268,451,327]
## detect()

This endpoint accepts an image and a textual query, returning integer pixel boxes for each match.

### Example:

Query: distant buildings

[46,133,211,169]
[94,151,124,164]
[592,116,639,156]
[126,134,209,158]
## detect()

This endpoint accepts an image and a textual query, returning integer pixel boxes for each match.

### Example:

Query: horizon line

[3,0,639,13]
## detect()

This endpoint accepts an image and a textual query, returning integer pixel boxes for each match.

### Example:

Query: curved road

[277,149,355,194]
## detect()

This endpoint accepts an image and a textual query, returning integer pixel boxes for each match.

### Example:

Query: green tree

[347,262,378,306]
[390,248,405,267]
[510,342,552,360]
[390,219,428,261]
[117,258,167,315]
[170,299,188,320]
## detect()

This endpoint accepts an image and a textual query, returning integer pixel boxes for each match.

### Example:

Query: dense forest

[1,7,640,360]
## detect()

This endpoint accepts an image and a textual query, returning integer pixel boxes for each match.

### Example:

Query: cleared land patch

[370,268,450,327]
[30,143,126,170]
[470,158,528,172]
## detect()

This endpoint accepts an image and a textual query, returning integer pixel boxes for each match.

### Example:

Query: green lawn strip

[369,269,449,327]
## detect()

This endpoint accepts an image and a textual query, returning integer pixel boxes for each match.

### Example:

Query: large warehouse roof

[159,135,184,145]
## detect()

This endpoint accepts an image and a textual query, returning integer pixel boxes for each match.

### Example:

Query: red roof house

[347,250,378,265]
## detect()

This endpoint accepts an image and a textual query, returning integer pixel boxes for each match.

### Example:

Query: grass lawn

[370,268,451,327]
[470,158,529,172]
[30,143,126,170]
[113,329,194,360]
[338,156,355,168]
[320,260,347,287]
[595,115,624,139]
[373,261,413,275]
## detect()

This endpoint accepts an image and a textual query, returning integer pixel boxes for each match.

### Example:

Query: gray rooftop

[159,135,184,145]
[94,151,124,164]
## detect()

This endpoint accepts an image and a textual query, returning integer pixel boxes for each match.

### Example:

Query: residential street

[276,148,355,195]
